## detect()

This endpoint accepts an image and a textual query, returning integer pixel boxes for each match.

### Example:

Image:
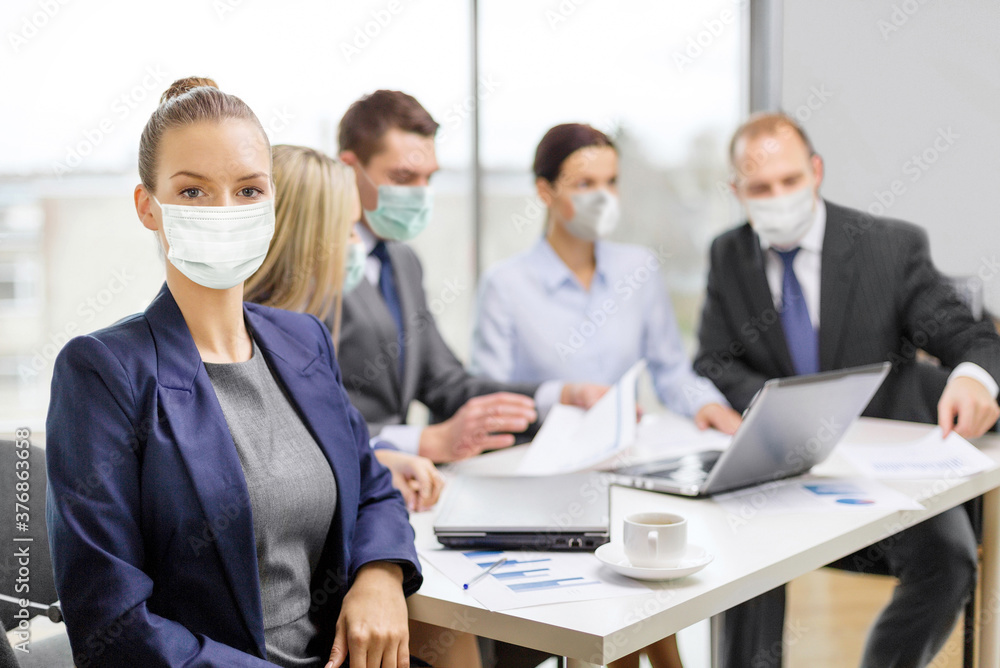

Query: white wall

[781,1,1000,314]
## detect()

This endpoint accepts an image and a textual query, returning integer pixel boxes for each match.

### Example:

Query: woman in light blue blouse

[472,123,741,434]
[471,123,741,668]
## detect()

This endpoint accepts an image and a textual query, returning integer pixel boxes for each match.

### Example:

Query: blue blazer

[45,285,421,667]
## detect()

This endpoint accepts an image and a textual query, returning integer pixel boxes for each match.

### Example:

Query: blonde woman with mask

[46,77,425,668]
[246,145,444,514]
[248,144,473,667]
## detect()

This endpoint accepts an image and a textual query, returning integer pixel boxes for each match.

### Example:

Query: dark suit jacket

[695,201,1000,422]
[45,284,420,667]
[335,240,539,434]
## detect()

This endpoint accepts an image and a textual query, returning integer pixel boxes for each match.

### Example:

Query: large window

[478,0,746,343]
[0,0,746,426]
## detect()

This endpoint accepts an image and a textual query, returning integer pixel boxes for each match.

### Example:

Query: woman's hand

[326,562,409,668]
[374,449,446,512]
[560,382,610,409]
[694,403,742,435]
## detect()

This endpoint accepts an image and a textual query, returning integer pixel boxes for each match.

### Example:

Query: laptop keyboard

[618,450,722,483]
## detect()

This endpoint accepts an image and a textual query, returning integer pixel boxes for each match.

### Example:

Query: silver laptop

[611,363,891,497]
[433,472,611,551]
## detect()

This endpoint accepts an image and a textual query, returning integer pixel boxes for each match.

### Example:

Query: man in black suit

[695,113,1000,667]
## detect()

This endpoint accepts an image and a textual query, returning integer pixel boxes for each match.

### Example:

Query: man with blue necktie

[695,112,1000,668]
[334,91,607,468]
[335,90,607,668]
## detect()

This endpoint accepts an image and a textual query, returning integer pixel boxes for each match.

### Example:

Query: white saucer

[595,542,713,581]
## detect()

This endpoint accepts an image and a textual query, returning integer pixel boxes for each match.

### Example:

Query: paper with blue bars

[419,547,650,611]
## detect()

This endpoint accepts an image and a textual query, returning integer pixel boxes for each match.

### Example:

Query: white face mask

[566,189,620,241]
[153,195,275,290]
[743,186,816,248]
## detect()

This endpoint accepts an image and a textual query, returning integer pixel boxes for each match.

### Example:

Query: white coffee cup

[623,512,687,568]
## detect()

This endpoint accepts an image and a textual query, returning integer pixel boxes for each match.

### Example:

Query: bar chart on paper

[467,550,600,592]
[418,547,650,611]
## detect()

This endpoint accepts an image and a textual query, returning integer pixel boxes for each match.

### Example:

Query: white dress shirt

[757,199,997,398]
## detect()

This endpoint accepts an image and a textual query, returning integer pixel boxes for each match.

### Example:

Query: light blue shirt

[470,238,728,417]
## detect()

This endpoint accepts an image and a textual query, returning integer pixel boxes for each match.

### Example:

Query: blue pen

[463,557,507,590]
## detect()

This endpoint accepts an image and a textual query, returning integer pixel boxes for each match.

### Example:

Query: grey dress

[205,337,337,668]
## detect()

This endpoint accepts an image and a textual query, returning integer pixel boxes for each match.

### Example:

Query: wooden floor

[786,568,965,667]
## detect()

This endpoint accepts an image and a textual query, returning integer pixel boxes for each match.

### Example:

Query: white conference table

[406,415,1000,667]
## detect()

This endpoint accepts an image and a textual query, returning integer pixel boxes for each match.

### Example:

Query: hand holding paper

[839,427,997,479]
[516,361,646,476]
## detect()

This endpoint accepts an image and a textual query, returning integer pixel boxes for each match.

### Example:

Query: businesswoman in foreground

[45,77,421,667]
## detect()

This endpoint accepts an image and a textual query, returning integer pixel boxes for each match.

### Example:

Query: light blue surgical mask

[343,241,366,293]
[359,168,433,241]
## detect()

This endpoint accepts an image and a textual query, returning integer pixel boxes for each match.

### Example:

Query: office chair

[0,619,18,668]
[0,440,72,667]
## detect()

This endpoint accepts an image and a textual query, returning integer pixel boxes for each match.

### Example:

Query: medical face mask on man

[565,189,620,242]
[153,195,275,290]
[359,168,433,242]
[342,241,367,293]
[743,186,817,248]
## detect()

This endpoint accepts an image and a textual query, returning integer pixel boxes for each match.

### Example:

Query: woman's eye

[240,187,260,198]
[181,188,201,198]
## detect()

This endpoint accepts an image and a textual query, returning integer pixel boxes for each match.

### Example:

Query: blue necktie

[775,247,819,376]
[370,241,406,380]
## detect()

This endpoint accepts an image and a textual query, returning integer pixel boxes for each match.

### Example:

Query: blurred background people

[334,91,608,466]
[471,123,741,435]
[246,144,445,513]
